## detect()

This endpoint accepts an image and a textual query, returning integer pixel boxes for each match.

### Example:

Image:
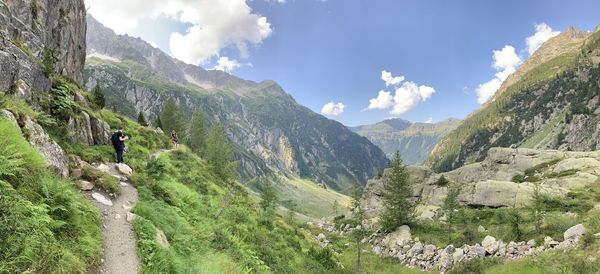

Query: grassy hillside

[0,96,101,273]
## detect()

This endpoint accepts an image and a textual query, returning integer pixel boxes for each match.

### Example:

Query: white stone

[482,235,499,254]
[92,192,113,206]
[116,163,133,176]
[126,212,138,223]
[77,180,94,191]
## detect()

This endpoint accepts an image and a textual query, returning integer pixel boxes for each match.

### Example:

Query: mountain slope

[83,16,387,191]
[351,118,460,164]
[427,26,600,172]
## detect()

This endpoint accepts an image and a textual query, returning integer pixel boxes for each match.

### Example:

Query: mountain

[427,26,600,172]
[351,118,461,164]
[83,16,387,192]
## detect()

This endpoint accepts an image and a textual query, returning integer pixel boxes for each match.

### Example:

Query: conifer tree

[442,188,460,243]
[188,110,207,156]
[350,179,365,274]
[205,123,235,182]
[380,151,413,231]
[155,116,163,129]
[137,111,148,126]
[260,180,279,227]
[160,98,187,139]
[92,84,105,109]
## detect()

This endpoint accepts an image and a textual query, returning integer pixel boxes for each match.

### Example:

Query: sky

[84,0,600,126]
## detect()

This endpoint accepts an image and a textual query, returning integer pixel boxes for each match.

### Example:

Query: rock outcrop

[21,116,69,177]
[363,147,600,218]
[0,0,87,91]
[68,111,112,145]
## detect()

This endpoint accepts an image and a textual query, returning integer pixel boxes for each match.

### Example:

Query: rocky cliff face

[427,27,600,172]
[84,16,387,190]
[0,0,86,93]
[351,118,460,164]
[363,147,600,219]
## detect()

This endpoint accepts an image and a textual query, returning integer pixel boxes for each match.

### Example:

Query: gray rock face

[90,114,111,145]
[68,111,94,145]
[0,0,86,87]
[22,116,68,177]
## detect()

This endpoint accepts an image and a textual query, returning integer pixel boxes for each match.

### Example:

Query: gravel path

[90,164,140,274]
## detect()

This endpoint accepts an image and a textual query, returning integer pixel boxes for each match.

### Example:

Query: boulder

[469,245,486,257]
[71,168,82,179]
[317,233,326,242]
[444,245,455,254]
[68,111,94,145]
[553,158,600,174]
[76,180,94,191]
[408,242,424,257]
[382,225,411,247]
[527,239,536,247]
[478,225,487,233]
[564,224,586,240]
[97,163,110,173]
[116,163,133,176]
[22,117,69,178]
[482,235,499,254]
[90,116,111,145]
[544,236,559,248]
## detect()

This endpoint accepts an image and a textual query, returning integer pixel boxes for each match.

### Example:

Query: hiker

[171,130,178,148]
[111,128,129,164]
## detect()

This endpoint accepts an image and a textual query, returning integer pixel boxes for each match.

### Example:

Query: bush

[436,175,450,186]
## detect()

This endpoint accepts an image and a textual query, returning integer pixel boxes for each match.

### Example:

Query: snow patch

[87,52,122,63]
[184,74,215,90]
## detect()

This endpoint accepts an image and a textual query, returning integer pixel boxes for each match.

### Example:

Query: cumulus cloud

[321,102,345,116]
[367,70,435,115]
[475,45,522,104]
[381,70,404,87]
[212,57,248,73]
[85,0,272,65]
[526,23,560,55]
[475,23,560,104]
[424,117,433,123]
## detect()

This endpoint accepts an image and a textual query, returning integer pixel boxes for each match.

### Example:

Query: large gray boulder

[68,111,94,145]
[564,224,586,240]
[482,235,499,254]
[90,115,111,145]
[0,109,19,129]
[22,117,69,178]
[382,225,411,247]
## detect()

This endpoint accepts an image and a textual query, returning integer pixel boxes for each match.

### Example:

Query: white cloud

[474,23,561,104]
[381,70,404,87]
[526,23,560,55]
[85,0,272,65]
[424,117,433,123]
[212,57,247,73]
[321,102,345,116]
[475,45,522,104]
[367,71,435,115]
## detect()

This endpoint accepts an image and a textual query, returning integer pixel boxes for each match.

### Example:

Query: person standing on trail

[171,129,178,148]
[111,128,129,164]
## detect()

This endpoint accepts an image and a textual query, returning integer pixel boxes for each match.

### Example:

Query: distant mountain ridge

[84,16,388,191]
[350,118,461,165]
[427,26,600,172]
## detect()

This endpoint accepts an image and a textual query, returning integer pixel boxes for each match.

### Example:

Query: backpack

[111,131,119,146]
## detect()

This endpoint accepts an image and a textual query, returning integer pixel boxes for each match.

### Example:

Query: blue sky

[86,0,600,126]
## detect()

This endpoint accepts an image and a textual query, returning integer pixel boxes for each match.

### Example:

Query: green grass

[0,118,102,273]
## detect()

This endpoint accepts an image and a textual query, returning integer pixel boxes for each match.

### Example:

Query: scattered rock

[116,163,133,176]
[382,225,411,247]
[97,163,110,173]
[444,245,455,254]
[115,214,121,219]
[482,235,499,254]
[478,225,487,233]
[564,224,586,240]
[317,233,327,242]
[71,168,82,179]
[527,239,536,247]
[92,192,113,206]
[126,212,138,223]
[156,229,170,248]
[77,180,94,191]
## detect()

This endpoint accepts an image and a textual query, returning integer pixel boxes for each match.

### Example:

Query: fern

[0,145,26,179]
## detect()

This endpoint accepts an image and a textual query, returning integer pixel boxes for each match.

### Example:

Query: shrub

[448,257,503,274]
[436,175,450,186]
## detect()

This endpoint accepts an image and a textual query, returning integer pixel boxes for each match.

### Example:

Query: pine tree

[137,111,148,126]
[160,98,187,140]
[380,151,413,231]
[332,200,339,216]
[442,188,460,243]
[155,116,163,129]
[350,179,365,274]
[259,180,279,227]
[188,110,207,156]
[92,84,105,109]
[205,123,235,182]
[531,182,544,234]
